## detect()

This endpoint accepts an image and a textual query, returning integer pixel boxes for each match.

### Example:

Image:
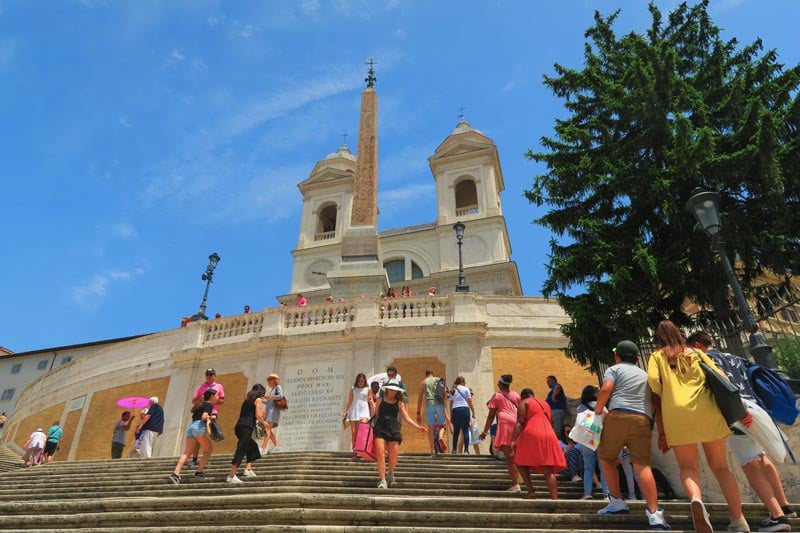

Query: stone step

[0,446,791,532]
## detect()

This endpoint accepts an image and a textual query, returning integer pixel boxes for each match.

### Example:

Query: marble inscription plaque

[278,361,347,451]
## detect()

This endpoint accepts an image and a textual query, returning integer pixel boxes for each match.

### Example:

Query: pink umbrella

[116,396,150,409]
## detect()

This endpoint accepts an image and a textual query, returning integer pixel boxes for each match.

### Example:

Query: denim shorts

[425,404,446,426]
[186,420,207,438]
[728,433,765,466]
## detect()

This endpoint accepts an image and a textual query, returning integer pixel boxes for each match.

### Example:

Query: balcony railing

[284,304,355,328]
[455,204,479,217]
[202,314,264,343]
[380,297,449,320]
[314,231,336,242]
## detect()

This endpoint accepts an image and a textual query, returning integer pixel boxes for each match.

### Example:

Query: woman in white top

[450,376,475,454]
[343,373,370,456]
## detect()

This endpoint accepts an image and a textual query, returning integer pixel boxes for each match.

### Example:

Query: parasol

[116,396,150,409]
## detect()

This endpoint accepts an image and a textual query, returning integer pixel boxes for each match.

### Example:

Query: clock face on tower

[305,259,334,286]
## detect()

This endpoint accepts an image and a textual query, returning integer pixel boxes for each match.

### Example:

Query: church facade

[2,69,599,460]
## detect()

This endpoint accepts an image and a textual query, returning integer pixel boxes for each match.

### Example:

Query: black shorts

[44,441,58,457]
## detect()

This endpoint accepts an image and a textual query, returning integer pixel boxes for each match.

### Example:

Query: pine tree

[526,1,800,370]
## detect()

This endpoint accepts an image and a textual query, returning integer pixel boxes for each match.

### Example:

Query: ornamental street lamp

[685,189,778,368]
[191,252,221,321]
[453,221,470,293]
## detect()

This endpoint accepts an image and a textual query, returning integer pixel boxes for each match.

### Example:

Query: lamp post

[191,252,221,321]
[453,221,470,293]
[685,189,778,368]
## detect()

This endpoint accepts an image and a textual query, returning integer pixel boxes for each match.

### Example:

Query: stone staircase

[0,446,794,532]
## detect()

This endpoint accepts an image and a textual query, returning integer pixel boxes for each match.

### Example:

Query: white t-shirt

[451,385,471,409]
[29,430,46,449]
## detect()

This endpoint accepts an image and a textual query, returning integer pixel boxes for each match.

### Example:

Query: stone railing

[201,314,264,343]
[283,303,355,329]
[314,230,336,242]
[455,204,479,217]
[380,297,449,320]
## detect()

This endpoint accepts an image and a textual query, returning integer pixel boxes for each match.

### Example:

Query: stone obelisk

[327,59,389,299]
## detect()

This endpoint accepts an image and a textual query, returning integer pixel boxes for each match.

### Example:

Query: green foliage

[773,336,800,379]
[527,1,800,369]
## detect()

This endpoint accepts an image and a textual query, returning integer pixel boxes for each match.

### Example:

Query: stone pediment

[298,166,355,192]
[431,131,495,161]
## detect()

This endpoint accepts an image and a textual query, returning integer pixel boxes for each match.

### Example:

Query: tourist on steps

[511,388,566,499]
[343,373,371,457]
[648,320,749,533]
[480,374,521,491]
[449,376,474,454]
[261,373,284,454]
[168,388,218,485]
[226,383,267,483]
[594,340,669,530]
[371,379,426,489]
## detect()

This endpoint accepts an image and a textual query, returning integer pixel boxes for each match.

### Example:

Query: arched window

[384,259,425,283]
[411,261,423,279]
[455,178,479,216]
[315,204,337,241]
[384,260,404,284]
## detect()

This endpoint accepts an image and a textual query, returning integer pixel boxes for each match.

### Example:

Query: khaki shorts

[597,410,652,465]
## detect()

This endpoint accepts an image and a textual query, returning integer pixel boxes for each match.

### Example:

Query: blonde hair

[267,373,280,384]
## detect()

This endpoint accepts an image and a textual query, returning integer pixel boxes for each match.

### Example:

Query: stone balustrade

[283,303,355,329]
[314,230,336,241]
[455,204,479,217]
[201,314,264,343]
[380,297,449,320]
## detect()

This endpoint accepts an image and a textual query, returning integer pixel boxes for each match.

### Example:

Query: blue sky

[2,0,799,353]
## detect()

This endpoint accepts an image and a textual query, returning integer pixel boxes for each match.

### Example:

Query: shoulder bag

[699,359,747,425]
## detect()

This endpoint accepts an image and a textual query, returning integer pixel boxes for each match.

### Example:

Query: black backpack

[434,377,447,403]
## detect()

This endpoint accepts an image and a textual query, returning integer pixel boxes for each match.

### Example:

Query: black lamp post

[685,189,777,368]
[192,252,221,321]
[453,221,470,293]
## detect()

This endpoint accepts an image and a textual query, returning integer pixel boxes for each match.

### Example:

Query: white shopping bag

[569,410,603,451]
[733,399,788,462]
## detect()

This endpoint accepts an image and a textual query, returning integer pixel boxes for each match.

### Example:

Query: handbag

[700,361,747,425]
[569,409,603,451]
[274,397,288,410]
[353,418,376,462]
[208,420,225,441]
[252,422,266,442]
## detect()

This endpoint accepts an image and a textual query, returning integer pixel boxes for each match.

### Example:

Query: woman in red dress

[512,388,566,499]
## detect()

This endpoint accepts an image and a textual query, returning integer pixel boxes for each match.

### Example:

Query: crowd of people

[14,322,797,531]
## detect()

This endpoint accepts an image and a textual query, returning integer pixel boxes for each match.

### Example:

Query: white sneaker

[226,475,243,483]
[597,496,630,515]
[377,479,388,489]
[258,447,269,455]
[242,469,257,477]
[691,498,713,533]
[646,508,670,530]
[571,474,582,482]
[268,446,282,454]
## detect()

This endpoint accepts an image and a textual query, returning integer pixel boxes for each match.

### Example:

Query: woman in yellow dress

[647,320,749,533]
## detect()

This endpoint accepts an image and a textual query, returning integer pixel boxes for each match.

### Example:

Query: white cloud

[119,116,132,128]
[301,0,320,14]
[70,267,146,308]
[222,72,362,139]
[111,223,138,238]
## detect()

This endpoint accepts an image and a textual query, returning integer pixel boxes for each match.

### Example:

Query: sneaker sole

[691,500,713,533]
[759,523,790,532]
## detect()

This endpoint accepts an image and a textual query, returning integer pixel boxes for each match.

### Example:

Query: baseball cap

[614,340,639,359]
[205,368,216,375]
